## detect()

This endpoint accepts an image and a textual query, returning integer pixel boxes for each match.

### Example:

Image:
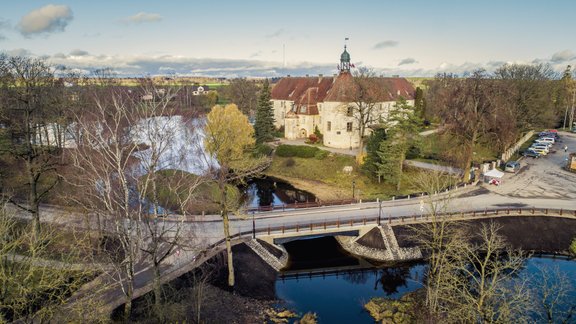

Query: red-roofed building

[271,46,415,149]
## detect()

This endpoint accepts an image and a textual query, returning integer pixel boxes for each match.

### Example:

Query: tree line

[363,64,575,186]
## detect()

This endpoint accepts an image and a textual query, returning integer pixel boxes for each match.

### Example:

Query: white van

[530,144,550,152]
[534,137,555,145]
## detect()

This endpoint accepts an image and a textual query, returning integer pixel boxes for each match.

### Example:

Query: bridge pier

[336,225,422,262]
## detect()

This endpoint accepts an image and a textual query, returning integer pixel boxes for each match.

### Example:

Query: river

[276,237,576,323]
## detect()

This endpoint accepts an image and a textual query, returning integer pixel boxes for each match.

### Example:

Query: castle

[270,46,415,149]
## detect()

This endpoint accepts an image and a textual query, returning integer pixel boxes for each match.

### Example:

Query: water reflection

[374,266,414,296]
[242,177,316,208]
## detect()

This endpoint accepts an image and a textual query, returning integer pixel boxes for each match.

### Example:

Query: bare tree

[66,81,205,319]
[0,55,69,241]
[407,171,463,315]
[344,67,383,152]
[426,71,510,182]
[438,223,530,323]
[530,266,575,323]
[222,78,259,116]
[0,204,97,323]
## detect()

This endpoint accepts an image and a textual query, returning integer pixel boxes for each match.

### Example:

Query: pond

[276,237,576,323]
[241,177,316,208]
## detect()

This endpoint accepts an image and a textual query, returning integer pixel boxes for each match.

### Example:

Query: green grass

[266,154,430,200]
[419,133,499,165]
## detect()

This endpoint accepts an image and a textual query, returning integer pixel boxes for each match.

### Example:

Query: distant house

[270,46,415,149]
[191,85,210,96]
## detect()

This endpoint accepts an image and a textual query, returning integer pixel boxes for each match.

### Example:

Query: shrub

[570,237,576,256]
[253,143,273,157]
[284,157,295,167]
[314,149,329,160]
[307,134,319,144]
[314,125,323,141]
[275,144,321,158]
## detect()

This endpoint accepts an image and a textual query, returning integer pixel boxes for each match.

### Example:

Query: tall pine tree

[254,79,275,143]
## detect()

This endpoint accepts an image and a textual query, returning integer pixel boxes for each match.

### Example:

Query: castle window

[327,121,331,131]
[346,122,353,132]
[347,106,354,117]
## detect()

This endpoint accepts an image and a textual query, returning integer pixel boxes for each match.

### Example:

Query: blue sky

[1,0,575,77]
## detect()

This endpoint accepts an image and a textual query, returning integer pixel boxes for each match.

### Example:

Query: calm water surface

[276,238,576,324]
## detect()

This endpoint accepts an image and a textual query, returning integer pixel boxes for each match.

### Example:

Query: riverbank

[264,174,351,201]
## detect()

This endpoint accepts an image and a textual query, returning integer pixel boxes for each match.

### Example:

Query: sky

[1,0,575,78]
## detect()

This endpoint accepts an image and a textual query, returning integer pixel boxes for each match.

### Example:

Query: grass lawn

[419,133,500,165]
[265,153,431,201]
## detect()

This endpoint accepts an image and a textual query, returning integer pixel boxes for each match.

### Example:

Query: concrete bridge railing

[252,207,576,239]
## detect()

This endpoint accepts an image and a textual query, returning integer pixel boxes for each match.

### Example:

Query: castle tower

[339,45,351,73]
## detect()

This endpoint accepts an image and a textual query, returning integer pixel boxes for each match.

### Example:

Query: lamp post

[252,211,255,239]
[352,180,356,200]
[378,200,382,225]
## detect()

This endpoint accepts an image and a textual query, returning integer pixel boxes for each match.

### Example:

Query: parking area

[486,131,576,199]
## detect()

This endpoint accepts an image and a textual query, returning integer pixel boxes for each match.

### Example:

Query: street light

[252,211,256,239]
[378,200,382,225]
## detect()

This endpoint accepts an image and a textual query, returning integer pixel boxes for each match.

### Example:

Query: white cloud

[551,50,575,63]
[70,49,89,57]
[265,29,285,38]
[0,18,9,41]
[398,58,417,66]
[373,40,398,49]
[123,12,163,24]
[17,4,73,37]
[6,48,32,57]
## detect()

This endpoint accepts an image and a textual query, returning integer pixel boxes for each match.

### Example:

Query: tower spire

[339,39,351,73]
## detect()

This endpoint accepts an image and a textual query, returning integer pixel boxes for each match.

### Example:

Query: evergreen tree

[362,128,387,182]
[254,79,275,143]
[414,87,427,122]
[376,98,422,190]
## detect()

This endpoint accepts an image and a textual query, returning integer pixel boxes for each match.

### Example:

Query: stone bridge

[249,207,576,271]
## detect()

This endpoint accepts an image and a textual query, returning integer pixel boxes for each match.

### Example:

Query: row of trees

[426,64,574,181]
[362,64,575,186]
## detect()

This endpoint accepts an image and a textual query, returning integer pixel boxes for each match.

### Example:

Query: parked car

[534,137,555,145]
[530,144,550,152]
[539,131,560,139]
[504,161,521,173]
[521,150,540,158]
[529,147,548,155]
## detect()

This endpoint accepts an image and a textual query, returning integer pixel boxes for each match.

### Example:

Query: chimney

[306,74,309,77]
[318,74,323,82]
[397,90,401,96]
[287,74,291,78]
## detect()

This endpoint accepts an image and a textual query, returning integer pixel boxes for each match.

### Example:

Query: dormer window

[300,105,307,113]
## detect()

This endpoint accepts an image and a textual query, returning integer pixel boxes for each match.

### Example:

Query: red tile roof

[272,73,415,114]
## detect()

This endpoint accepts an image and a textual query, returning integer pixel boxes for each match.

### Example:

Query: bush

[406,145,421,159]
[284,158,295,167]
[275,144,322,158]
[253,143,273,157]
[307,134,319,144]
[570,237,576,256]
[314,150,329,160]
